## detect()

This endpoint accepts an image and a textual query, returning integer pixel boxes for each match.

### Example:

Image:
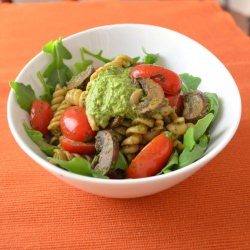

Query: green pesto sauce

[86,67,136,128]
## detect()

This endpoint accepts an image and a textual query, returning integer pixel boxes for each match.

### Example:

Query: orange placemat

[0,1,249,249]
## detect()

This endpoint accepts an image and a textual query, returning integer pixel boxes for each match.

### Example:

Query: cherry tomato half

[167,93,184,115]
[127,133,174,178]
[30,100,53,135]
[130,64,181,95]
[60,136,96,154]
[60,106,96,142]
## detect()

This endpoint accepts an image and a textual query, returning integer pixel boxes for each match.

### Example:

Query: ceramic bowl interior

[7,24,241,198]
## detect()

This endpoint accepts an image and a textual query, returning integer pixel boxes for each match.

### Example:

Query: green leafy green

[48,157,107,178]
[193,113,214,141]
[74,48,94,74]
[78,47,158,66]
[42,37,73,89]
[80,47,113,63]
[179,113,214,168]
[113,152,128,171]
[132,56,141,63]
[37,71,52,103]
[180,73,201,94]
[183,127,195,151]
[142,47,159,64]
[179,134,209,168]
[205,92,219,118]
[23,122,57,156]
[10,82,37,112]
[160,150,178,174]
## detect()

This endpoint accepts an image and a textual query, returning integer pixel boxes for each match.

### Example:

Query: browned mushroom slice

[135,78,165,116]
[183,90,210,123]
[67,65,95,90]
[92,130,119,175]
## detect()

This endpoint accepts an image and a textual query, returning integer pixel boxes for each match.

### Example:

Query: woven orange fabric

[0,1,249,249]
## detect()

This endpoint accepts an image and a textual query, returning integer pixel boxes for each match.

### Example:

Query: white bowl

[7,24,241,198]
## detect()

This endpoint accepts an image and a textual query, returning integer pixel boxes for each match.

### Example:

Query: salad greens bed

[10,38,219,179]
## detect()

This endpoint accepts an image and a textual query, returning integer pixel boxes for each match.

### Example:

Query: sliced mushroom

[135,78,165,116]
[67,65,95,90]
[182,90,210,123]
[92,130,119,175]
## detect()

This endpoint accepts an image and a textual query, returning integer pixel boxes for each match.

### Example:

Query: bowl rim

[7,23,242,184]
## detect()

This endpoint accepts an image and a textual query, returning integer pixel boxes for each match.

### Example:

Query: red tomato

[127,133,174,178]
[167,93,184,115]
[60,136,96,154]
[60,106,96,142]
[30,100,53,135]
[130,64,181,95]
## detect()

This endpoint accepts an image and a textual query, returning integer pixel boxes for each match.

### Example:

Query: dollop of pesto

[86,67,136,128]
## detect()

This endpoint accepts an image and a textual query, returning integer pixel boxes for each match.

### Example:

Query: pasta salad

[10,38,219,179]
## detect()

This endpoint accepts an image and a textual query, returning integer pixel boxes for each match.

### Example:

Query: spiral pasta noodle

[110,118,132,142]
[51,84,68,113]
[159,99,175,118]
[121,117,155,161]
[49,134,60,146]
[166,117,194,152]
[166,117,189,136]
[112,126,127,142]
[65,88,88,107]
[52,148,82,161]
[47,99,71,135]
[142,119,165,144]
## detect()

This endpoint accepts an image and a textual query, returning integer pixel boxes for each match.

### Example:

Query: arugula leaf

[183,113,214,149]
[183,127,195,151]
[74,48,93,74]
[113,152,128,171]
[78,47,158,65]
[179,134,209,168]
[180,113,214,168]
[48,157,107,178]
[10,82,37,112]
[80,47,113,63]
[159,150,178,174]
[42,37,73,89]
[142,47,159,64]
[132,56,141,63]
[37,71,52,103]
[205,92,219,118]
[180,73,201,95]
[193,113,214,141]
[23,122,57,156]
[49,157,92,175]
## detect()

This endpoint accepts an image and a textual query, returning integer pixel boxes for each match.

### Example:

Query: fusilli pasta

[65,88,87,106]
[52,148,82,161]
[51,84,68,113]
[48,99,71,135]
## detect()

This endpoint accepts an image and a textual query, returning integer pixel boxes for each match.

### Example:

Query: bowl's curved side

[48,160,208,198]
